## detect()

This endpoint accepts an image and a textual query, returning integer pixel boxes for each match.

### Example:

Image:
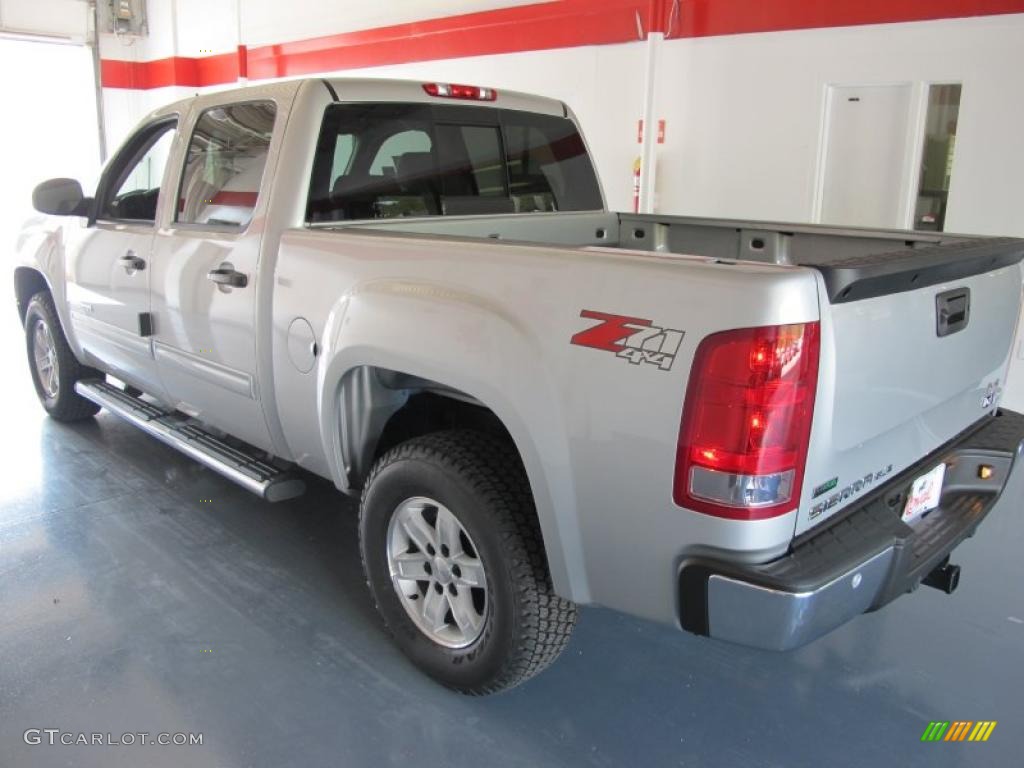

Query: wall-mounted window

[913,84,961,232]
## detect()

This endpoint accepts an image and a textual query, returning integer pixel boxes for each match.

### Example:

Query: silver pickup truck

[14,77,1024,694]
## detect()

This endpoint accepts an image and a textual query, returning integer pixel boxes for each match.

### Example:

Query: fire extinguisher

[632,157,641,213]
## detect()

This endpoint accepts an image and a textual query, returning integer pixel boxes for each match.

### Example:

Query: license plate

[902,463,947,523]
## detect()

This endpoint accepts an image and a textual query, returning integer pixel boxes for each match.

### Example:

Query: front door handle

[207,264,248,288]
[119,251,146,273]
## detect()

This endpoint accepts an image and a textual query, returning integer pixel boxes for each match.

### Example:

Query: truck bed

[326,211,1024,301]
[313,211,1024,536]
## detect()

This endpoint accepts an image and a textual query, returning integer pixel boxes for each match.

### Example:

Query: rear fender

[315,278,590,602]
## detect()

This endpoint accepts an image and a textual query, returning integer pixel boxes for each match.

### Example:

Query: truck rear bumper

[678,408,1024,650]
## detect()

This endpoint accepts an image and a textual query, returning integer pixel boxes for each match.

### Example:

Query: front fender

[13,219,77,347]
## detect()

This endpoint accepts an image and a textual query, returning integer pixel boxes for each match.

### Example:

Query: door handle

[207,265,248,288]
[119,251,146,273]
[936,287,970,337]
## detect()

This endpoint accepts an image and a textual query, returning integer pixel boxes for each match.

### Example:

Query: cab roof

[147,77,568,122]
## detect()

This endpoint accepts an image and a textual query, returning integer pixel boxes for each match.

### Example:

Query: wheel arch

[14,266,51,324]
[327,363,589,604]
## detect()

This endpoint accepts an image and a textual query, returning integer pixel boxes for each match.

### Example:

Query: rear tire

[359,430,577,694]
[24,291,102,422]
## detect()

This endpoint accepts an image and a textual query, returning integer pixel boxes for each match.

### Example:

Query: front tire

[24,291,102,421]
[359,430,577,694]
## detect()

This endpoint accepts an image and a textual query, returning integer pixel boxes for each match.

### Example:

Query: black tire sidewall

[25,297,61,412]
[24,293,100,420]
[360,454,520,691]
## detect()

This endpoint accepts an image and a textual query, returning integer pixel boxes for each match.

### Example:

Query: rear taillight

[674,322,820,519]
[422,82,497,101]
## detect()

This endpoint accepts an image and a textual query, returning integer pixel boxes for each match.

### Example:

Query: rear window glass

[307,103,602,222]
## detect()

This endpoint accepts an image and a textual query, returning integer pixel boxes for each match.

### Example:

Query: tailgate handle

[936,288,970,337]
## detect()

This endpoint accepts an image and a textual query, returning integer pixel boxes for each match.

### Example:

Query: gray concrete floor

[1,309,1022,768]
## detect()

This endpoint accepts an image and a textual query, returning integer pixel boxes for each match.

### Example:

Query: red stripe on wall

[196,51,242,85]
[101,57,197,89]
[210,190,259,207]
[101,51,238,89]
[244,0,645,80]
[100,0,1024,89]
[675,0,1024,37]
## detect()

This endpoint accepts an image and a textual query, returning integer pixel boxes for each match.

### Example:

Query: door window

[97,120,177,222]
[177,101,277,228]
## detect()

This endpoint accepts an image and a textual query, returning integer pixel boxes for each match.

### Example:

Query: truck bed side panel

[271,228,820,620]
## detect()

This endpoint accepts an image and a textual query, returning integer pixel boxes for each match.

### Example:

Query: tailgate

[797,238,1024,534]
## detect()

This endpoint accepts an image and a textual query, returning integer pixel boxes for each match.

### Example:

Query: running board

[75,380,305,502]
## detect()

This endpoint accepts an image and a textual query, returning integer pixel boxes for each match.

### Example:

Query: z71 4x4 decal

[570,310,685,371]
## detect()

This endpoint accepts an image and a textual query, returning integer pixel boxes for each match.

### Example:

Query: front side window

[307,103,602,222]
[177,101,276,228]
[98,120,177,222]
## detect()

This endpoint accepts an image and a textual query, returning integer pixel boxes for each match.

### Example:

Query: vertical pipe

[637,29,661,213]
[89,0,108,162]
[638,0,666,214]
[236,0,247,83]
[170,0,179,59]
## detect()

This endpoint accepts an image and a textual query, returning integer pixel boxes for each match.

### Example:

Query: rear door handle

[207,265,248,288]
[119,251,146,273]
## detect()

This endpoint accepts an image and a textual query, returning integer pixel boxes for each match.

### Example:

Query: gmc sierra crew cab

[13,77,1024,694]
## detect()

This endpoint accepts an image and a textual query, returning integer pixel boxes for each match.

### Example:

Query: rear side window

[307,103,602,222]
[177,101,276,228]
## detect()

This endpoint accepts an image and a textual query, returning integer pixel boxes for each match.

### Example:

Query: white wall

[646,15,1024,408]
[321,14,1024,407]
[101,86,190,159]
[252,14,1024,235]
[96,6,1024,236]
[241,0,542,48]
[651,14,1024,236]
[97,0,549,59]
[94,6,1024,407]
[312,44,646,213]
[175,0,237,55]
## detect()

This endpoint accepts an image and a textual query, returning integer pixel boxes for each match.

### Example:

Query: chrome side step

[75,380,305,502]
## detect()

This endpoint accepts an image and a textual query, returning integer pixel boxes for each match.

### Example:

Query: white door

[150,99,279,451]
[66,118,178,399]
[819,84,913,229]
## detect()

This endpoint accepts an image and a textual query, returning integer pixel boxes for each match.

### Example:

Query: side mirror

[32,178,91,216]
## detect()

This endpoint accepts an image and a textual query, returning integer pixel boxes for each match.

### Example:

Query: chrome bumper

[706,548,895,650]
[678,409,1024,651]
